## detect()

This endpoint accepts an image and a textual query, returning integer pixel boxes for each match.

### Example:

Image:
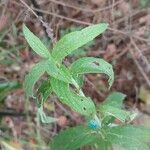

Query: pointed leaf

[23,24,51,58]
[24,59,73,98]
[99,92,130,122]
[70,57,114,88]
[101,106,130,122]
[52,23,108,62]
[50,78,96,116]
[103,92,126,108]
[24,61,47,97]
[50,126,99,150]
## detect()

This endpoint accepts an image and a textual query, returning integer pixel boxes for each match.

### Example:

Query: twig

[108,27,150,42]
[33,7,91,25]
[54,99,77,121]
[130,38,150,72]
[85,77,105,98]
[29,0,43,16]
[0,110,34,117]
[128,43,150,88]
[32,7,150,42]
[19,0,56,43]
[48,0,123,13]
[20,0,40,22]
[113,47,129,60]
[13,1,150,43]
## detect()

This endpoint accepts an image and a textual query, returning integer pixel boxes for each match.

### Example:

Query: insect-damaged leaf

[52,23,108,62]
[50,78,96,116]
[70,57,114,88]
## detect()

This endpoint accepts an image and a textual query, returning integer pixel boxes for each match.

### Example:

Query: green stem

[72,78,101,126]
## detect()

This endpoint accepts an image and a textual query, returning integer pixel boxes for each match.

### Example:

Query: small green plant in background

[23,23,150,150]
[139,0,150,8]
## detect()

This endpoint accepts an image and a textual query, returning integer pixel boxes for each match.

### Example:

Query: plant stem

[72,78,101,126]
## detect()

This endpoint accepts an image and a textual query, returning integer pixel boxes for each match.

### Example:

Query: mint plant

[23,23,150,150]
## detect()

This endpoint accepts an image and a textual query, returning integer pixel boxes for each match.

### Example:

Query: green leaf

[72,74,84,88]
[52,23,108,62]
[37,77,52,105]
[103,92,126,108]
[99,92,130,122]
[0,81,21,101]
[45,59,72,83]
[0,81,20,92]
[105,125,150,150]
[70,57,114,88]
[24,59,73,98]
[101,106,130,122]
[23,24,51,58]
[50,78,96,116]
[24,61,47,97]
[50,126,99,150]
[95,140,112,150]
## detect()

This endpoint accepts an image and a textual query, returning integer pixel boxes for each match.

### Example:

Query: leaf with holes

[72,74,84,88]
[52,23,108,62]
[23,24,51,58]
[70,57,114,88]
[50,126,99,150]
[50,78,96,116]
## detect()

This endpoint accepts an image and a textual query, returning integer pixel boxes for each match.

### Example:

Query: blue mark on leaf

[88,119,101,129]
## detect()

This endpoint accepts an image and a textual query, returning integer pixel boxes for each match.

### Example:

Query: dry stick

[13,1,150,42]
[48,0,123,13]
[130,38,150,72]
[85,78,105,98]
[32,7,150,43]
[115,8,150,27]
[20,0,56,43]
[128,43,150,88]
[54,99,77,121]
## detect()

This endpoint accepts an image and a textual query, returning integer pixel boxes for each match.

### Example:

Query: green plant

[139,0,150,8]
[60,26,95,58]
[23,23,150,150]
